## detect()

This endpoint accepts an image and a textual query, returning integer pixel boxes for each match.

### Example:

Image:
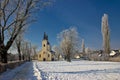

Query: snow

[0,60,120,80]
[36,61,120,80]
[0,62,41,80]
[33,62,42,80]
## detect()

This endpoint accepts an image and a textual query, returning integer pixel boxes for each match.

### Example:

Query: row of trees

[0,0,52,63]
[9,40,38,61]
[53,13,110,62]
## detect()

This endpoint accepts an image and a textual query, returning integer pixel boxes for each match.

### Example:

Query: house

[74,53,80,59]
[110,50,120,57]
[38,32,55,61]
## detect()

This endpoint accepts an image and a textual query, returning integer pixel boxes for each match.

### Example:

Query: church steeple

[43,32,48,40]
[38,32,55,61]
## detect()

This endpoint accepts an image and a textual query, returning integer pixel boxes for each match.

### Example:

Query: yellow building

[38,32,55,61]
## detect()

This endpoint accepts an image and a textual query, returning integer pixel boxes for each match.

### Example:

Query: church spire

[43,32,48,40]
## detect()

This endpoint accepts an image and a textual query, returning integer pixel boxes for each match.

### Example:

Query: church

[38,32,55,61]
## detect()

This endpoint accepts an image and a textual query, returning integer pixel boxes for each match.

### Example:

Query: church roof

[50,50,55,54]
[43,32,48,40]
[43,32,50,45]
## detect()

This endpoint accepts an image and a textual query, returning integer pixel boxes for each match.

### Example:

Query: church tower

[38,32,55,61]
[42,32,51,51]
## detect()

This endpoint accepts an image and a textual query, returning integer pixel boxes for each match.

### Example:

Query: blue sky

[26,0,120,50]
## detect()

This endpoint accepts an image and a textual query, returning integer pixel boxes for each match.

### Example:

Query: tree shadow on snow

[50,68,120,74]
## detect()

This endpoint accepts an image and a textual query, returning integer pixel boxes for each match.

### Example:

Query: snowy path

[0,62,41,80]
[0,61,120,80]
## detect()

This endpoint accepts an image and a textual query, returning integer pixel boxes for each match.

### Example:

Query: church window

[39,54,41,58]
[44,44,45,47]
[48,54,50,57]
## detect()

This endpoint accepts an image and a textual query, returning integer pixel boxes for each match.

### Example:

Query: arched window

[44,44,45,47]
[48,54,50,57]
[39,54,41,58]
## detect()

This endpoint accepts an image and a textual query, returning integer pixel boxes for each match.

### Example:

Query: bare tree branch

[4,0,20,30]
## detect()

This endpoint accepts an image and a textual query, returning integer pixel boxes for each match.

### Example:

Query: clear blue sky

[25,0,120,50]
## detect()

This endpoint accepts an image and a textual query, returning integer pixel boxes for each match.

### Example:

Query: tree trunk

[29,56,31,61]
[1,50,8,63]
[58,54,60,60]
[22,55,24,60]
[66,53,71,62]
[19,53,21,61]
[18,47,21,61]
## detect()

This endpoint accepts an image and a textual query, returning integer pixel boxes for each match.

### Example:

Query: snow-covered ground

[0,62,41,80]
[36,61,120,80]
[0,60,120,80]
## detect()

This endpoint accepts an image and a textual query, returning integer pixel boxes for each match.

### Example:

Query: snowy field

[0,60,120,80]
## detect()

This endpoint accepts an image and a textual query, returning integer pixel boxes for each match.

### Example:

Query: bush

[109,56,120,62]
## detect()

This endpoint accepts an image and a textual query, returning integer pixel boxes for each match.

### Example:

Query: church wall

[38,50,52,61]
[47,52,52,61]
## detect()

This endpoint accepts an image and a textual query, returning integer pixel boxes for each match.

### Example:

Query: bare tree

[8,27,26,61]
[58,27,80,62]
[53,45,62,60]
[23,41,31,61]
[21,40,26,60]
[31,45,38,60]
[14,26,28,61]
[20,40,30,61]
[15,33,23,61]
[0,0,52,63]
[81,39,85,53]
[101,14,110,54]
